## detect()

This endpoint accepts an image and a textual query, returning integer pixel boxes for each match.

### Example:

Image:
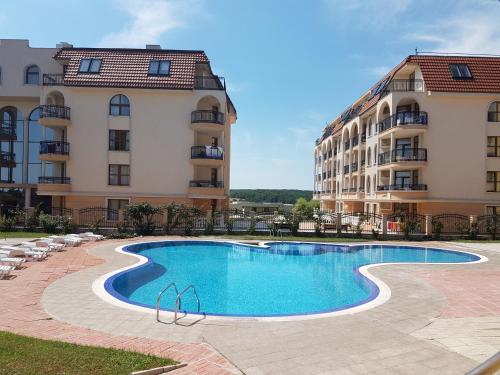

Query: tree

[293,198,319,219]
[124,203,161,235]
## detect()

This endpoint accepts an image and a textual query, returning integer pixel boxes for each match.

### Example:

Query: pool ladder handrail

[156,282,179,322]
[174,284,201,323]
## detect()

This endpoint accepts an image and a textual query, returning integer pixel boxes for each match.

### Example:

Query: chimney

[146,44,161,50]
[57,42,73,49]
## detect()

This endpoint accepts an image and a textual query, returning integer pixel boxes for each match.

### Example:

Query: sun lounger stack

[0,253,25,268]
[0,265,15,279]
[0,246,49,261]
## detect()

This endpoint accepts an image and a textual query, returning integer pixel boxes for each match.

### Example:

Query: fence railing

[191,110,225,125]
[39,105,71,120]
[42,74,64,85]
[40,141,70,155]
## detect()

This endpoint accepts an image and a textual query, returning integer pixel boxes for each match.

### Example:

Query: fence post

[336,212,342,233]
[425,214,432,236]
[382,214,388,236]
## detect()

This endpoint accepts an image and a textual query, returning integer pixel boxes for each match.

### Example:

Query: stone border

[92,239,488,322]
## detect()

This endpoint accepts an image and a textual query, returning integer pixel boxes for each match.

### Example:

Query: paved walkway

[1,238,500,374]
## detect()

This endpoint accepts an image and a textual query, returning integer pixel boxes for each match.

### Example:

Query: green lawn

[0,331,175,375]
[0,231,50,239]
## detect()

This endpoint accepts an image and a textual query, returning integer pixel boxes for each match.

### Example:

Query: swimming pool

[102,241,483,318]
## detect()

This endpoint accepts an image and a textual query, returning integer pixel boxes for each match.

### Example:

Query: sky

[1,0,500,189]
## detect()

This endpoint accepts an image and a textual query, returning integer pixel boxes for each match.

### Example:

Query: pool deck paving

[1,237,499,374]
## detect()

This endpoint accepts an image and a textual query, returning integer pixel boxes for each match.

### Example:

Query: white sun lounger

[0,247,48,261]
[21,241,63,252]
[0,265,15,278]
[0,253,25,268]
[47,236,82,246]
[78,232,105,241]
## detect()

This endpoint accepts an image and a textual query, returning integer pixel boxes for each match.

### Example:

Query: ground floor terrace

[1,237,499,374]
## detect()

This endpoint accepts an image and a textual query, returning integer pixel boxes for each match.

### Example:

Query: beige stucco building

[314,54,500,216]
[0,39,236,212]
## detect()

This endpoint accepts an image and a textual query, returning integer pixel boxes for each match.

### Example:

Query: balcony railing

[343,165,350,174]
[191,146,223,160]
[38,176,71,184]
[327,171,332,178]
[378,111,428,133]
[322,172,326,179]
[342,187,358,193]
[194,76,225,90]
[39,105,71,120]
[361,133,366,143]
[385,79,424,92]
[352,135,359,147]
[377,184,427,191]
[378,148,427,165]
[0,151,15,165]
[351,163,358,172]
[42,74,64,86]
[189,180,224,188]
[328,150,333,159]
[191,110,225,125]
[344,141,350,150]
[40,141,70,155]
[0,123,16,138]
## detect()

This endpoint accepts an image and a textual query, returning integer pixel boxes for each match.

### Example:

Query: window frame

[108,164,130,186]
[449,63,473,80]
[109,94,130,116]
[25,65,40,85]
[148,60,171,76]
[488,102,500,122]
[487,136,500,157]
[78,58,102,74]
[487,171,500,192]
[109,130,130,151]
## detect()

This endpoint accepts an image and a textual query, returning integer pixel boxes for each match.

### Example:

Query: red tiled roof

[408,55,500,93]
[54,48,210,90]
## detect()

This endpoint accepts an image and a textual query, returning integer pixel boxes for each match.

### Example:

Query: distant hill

[230,189,313,204]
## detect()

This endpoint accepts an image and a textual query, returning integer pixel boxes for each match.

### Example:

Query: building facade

[0,39,236,213]
[314,54,500,216]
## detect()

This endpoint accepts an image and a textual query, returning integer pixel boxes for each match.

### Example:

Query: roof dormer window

[148,60,170,76]
[79,58,102,73]
[449,64,472,79]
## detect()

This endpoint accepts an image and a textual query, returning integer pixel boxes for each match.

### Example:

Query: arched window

[488,102,500,122]
[109,95,130,116]
[25,65,40,85]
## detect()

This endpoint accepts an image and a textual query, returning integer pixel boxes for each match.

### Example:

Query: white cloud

[324,0,412,25]
[406,4,500,55]
[98,0,203,48]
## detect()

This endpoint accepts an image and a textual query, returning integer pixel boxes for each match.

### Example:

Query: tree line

[230,189,313,204]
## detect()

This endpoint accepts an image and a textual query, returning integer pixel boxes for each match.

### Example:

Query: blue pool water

[105,241,480,317]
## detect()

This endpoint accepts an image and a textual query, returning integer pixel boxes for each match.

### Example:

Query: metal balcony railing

[377,184,427,191]
[191,146,223,160]
[38,176,71,184]
[42,74,64,86]
[378,148,427,165]
[194,75,225,90]
[40,141,70,155]
[377,111,428,133]
[191,110,225,125]
[189,180,224,188]
[39,105,71,120]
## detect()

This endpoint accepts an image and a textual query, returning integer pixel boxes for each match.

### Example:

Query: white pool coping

[92,239,488,322]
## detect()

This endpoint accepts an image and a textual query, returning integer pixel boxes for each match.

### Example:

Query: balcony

[344,141,350,150]
[194,76,225,90]
[37,176,71,195]
[352,135,359,147]
[385,79,424,92]
[378,148,427,168]
[343,165,350,174]
[190,146,224,167]
[351,162,358,173]
[377,184,427,192]
[39,105,71,128]
[0,124,16,141]
[361,133,366,143]
[39,141,70,161]
[42,74,64,86]
[191,110,225,129]
[0,152,15,168]
[322,172,327,179]
[378,111,428,134]
[188,180,225,198]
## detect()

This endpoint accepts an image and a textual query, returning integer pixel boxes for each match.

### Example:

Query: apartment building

[0,39,236,213]
[314,54,500,216]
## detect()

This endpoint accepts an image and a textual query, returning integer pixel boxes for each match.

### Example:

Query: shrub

[125,203,161,235]
[469,222,479,240]
[59,216,74,234]
[25,204,42,232]
[431,218,444,240]
[89,217,104,234]
[372,228,380,240]
[224,212,234,234]
[0,215,17,231]
[247,215,260,235]
[38,214,59,233]
[486,215,500,240]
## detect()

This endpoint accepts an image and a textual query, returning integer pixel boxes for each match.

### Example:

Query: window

[486,206,500,215]
[78,58,102,73]
[25,65,40,84]
[107,199,129,220]
[109,94,130,116]
[449,64,472,79]
[488,102,500,122]
[108,164,130,186]
[487,171,500,192]
[109,130,130,151]
[488,137,500,157]
[148,60,170,76]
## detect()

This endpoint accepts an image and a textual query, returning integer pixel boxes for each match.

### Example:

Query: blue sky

[2,0,499,189]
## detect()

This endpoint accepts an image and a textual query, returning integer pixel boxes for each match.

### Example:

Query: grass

[0,231,50,239]
[0,331,175,375]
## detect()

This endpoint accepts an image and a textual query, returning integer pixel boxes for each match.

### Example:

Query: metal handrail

[465,351,500,375]
[156,282,179,322]
[174,285,201,323]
